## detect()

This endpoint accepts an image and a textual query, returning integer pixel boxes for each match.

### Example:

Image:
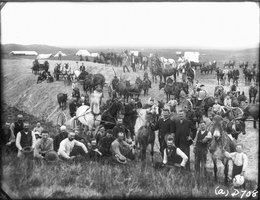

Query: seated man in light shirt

[34,130,53,159]
[162,135,188,168]
[58,132,89,160]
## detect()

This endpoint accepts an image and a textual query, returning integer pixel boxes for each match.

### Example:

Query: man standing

[152,109,175,158]
[58,132,89,160]
[15,121,36,158]
[194,121,212,176]
[10,114,24,139]
[34,130,54,159]
[173,110,197,171]
[123,98,138,140]
[80,63,85,72]
[122,52,130,73]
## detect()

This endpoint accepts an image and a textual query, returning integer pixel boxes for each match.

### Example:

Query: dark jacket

[13,121,24,137]
[1,128,11,145]
[98,135,116,156]
[152,118,175,139]
[173,119,197,148]
[53,131,69,152]
[112,124,128,138]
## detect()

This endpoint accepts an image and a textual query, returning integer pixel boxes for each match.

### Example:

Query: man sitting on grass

[34,130,54,159]
[110,132,135,164]
[58,131,89,161]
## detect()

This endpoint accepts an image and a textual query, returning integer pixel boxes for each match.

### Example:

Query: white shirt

[16,131,36,150]
[58,138,88,159]
[225,151,248,172]
[163,147,188,167]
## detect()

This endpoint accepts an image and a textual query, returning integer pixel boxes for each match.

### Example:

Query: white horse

[134,105,159,135]
[66,91,103,131]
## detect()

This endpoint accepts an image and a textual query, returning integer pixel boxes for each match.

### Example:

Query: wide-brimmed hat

[115,154,127,164]
[45,150,59,162]
[233,175,245,187]
[22,146,33,154]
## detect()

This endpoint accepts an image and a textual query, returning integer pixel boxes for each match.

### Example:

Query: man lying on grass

[58,131,89,160]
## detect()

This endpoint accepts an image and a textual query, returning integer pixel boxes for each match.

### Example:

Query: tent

[54,51,67,57]
[76,50,91,57]
[9,51,38,56]
[130,51,139,57]
[36,54,53,59]
[90,53,99,57]
[184,52,200,62]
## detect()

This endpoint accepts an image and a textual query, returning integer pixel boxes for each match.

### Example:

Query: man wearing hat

[172,110,197,171]
[10,114,24,139]
[53,125,69,152]
[152,109,175,159]
[34,130,54,159]
[15,121,36,158]
[58,132,89,160]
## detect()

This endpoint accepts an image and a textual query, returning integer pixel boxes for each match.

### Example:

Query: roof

[76,50,91,57]
[9,51,38,56]
[54,51,67,57]
[37,54,53,59]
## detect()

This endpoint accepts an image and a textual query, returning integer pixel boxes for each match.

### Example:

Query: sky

[1,2,259,49]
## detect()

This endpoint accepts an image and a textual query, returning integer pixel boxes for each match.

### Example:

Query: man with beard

[58,131,89,160]
[152,109,175,159]
[112,118,131,142]
[172,110,197,171]
[123,98,138,140]
[15,121,36,158]
[53,125,69,152]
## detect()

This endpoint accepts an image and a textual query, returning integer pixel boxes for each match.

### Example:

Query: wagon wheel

[57,112,67,127]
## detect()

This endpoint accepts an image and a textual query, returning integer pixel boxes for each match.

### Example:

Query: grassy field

[1,48,259,198]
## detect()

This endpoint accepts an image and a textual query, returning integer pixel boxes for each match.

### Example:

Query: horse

[249,85,258,104]
[101,99,125,130]
[134,106,159,163]
[126,80,143,102]
[190,61,203,70]
[150,59,162,83]
[75,92,103,131]
[209,115,236,185]
[114,79,129,103]
[241,104,259,129]
[216,68,224,85]
[57,93,68,110]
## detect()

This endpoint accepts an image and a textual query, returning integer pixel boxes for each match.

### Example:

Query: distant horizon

[2,43,259,52]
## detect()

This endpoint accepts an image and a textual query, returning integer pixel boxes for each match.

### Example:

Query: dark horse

[135,112,156,163]
[57,93,68,110]
[101,99,125,130]
[241,104,259,129]
[209,115,236,185]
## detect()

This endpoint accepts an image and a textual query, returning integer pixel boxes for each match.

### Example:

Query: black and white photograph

[1,1,259,199]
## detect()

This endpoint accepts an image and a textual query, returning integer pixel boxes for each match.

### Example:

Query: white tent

[9,51,38,56]
[184,52,200,62]
[36,53,53,59]
[76,50,91,57]
[176,51,182,55]
[130,51,139,57]
[54,51,67,57]
[90,53,99,57]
